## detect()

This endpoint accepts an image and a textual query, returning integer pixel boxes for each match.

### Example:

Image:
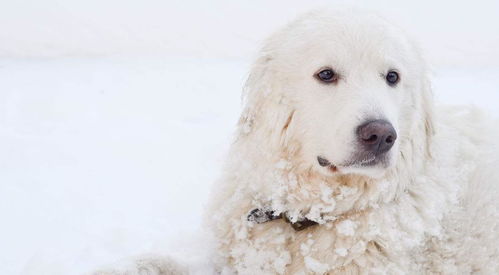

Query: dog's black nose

[357,120,397,154]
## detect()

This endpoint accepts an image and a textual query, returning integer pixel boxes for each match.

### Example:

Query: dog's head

[239,9,434,179]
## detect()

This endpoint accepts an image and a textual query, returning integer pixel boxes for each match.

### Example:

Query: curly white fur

[206,9,499,274]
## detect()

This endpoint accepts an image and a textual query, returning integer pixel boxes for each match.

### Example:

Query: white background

[1,0,498,274]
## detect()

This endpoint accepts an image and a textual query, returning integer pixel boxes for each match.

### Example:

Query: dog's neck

[268,160,397,219]
[247,208,318,231]
[247,202,374,232]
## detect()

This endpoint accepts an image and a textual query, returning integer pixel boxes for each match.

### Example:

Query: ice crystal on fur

[336,219,357,236]
[304,256,329,274]
[335,248,348,257]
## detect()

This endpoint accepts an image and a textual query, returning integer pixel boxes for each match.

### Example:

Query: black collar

[247,208,318,231]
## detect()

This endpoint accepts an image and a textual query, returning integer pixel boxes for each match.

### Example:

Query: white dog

[206,9,499,274]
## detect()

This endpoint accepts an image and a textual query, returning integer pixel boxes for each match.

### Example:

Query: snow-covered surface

[0,1,498,274]
[0,57,244,274]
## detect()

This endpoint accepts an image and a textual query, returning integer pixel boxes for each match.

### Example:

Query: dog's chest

[233,207,424,274]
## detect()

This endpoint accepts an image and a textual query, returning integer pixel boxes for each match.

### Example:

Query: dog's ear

[237,53,296,151]
[420,75,435,159]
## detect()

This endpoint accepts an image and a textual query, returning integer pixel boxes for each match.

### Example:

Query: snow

[335,248,348,257]
[0,57,244,274]
[336,220,358,237]
[0,0,498,274]
[304,256,329,274]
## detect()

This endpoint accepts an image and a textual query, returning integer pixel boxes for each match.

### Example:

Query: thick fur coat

[206,9,499,274]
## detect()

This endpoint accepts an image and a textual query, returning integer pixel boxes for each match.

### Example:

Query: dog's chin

[318,153,395,179]
[339,162,391,179]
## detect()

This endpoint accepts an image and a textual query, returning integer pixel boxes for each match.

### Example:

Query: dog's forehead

[285,10,403,47]
[268,11,413,70]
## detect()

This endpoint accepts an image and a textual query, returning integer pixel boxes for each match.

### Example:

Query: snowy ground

[0,56,245,274]
[1,1,498,274]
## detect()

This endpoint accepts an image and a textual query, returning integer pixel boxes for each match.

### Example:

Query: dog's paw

[92,255,188,275]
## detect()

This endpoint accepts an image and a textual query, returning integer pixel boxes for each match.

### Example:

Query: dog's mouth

[317,156,339,172]
[317,155,386,173]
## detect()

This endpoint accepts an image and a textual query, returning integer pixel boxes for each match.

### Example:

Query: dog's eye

[315,68,338,83]
[386,71,399,85]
